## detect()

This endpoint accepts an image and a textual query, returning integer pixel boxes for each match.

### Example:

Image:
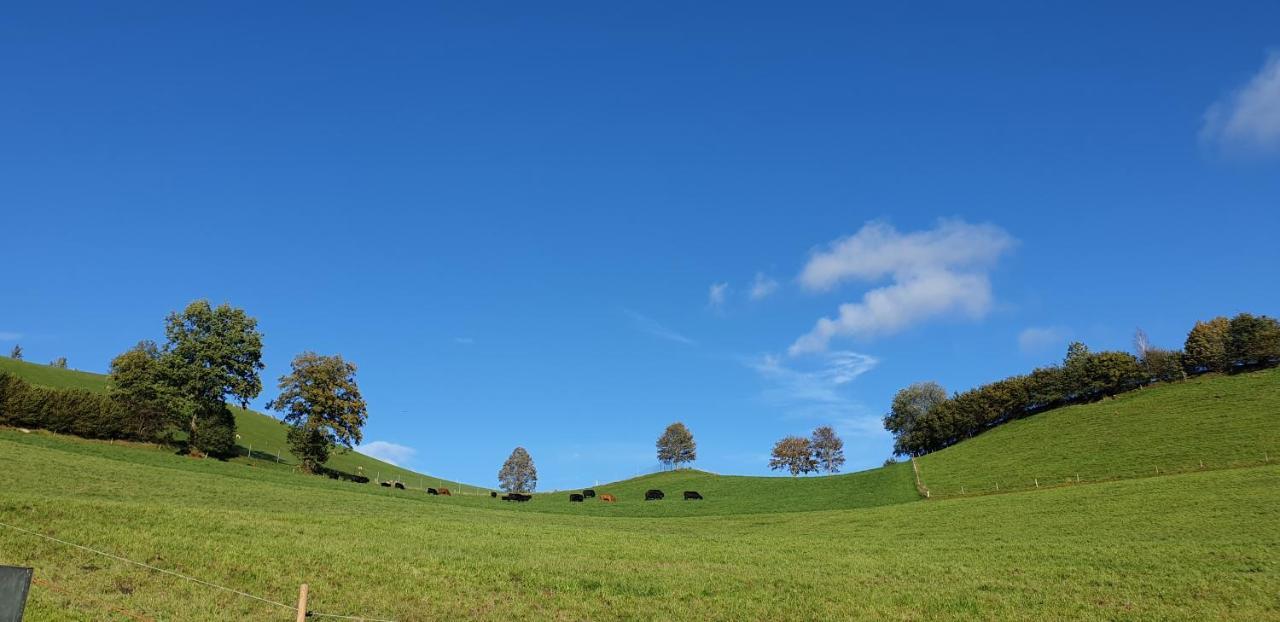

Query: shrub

[1142,348,1186,383]
[1227,313,1280,370]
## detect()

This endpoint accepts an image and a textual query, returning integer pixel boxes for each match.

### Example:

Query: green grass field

[917,368,1280,497]
[0,357,466,490]
[1,359,1278,620]
[1,429,1276,621]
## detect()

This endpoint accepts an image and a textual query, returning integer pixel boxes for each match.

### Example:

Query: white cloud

[708,282,729,309]
[358,441,417,467]
[1202,52,1280,154]
[0,332,21,341]
[1018,326,1069,354]
[749,272,779,300]
[790,220,1015,355]
[623,308,696,345]
[750,350,881,438]
[752,350,878,403]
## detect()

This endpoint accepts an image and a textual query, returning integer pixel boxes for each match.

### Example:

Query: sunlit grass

[2,428,1277,621]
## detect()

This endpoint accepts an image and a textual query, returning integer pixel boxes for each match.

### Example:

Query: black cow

[393,481,405,490]
[683,491,703,500]
[427,488,439,495]
[569,493,585,502]
[502,493,532,502]
[379,481,391,487]
[644,489,664,501]
[582,489,596,498]
[490,491,498,498]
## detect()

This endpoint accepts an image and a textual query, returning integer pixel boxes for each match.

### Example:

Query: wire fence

[917,452,1276,499]
[0,519,396,621]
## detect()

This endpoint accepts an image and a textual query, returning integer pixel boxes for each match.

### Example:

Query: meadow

[917,368,1280,497]
[1,428,1277,621]
[0,357,463,490]
[0,361,1278,620]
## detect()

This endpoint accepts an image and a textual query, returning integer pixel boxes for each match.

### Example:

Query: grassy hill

[450,464,920,517]
[0,357,466,490]
[917,368,1280,497]
[2,359,1279,618]
[1,427,1276,621]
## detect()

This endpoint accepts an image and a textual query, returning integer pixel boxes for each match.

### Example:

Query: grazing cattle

[599,494,616,503]
[394,481,405,490]
[501,493,532,502]
[644,489,664,501]
[427,488,438,495]
[380,481,391,487]
[683,491,703,500]
[437,487,452,496]
[569,493,584,502]
[490,491,498,498]
[582,489,596,498]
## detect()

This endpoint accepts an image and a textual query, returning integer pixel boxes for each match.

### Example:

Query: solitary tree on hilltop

[656,422,697,469]
[769,436,816,477]
[50,357,67,369]
[9,344,22,360]
[499,447,538,493]
[267,352,368,473]
[160,300,264,457]
[810,426,845,473]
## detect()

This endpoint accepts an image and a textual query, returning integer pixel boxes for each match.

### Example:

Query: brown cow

[599,494,616,503]
[437,487,452,496]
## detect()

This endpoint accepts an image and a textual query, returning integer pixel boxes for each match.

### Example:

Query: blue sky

[3,3,1278,489]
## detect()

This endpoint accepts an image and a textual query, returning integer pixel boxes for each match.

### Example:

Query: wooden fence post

[296,584,308,622]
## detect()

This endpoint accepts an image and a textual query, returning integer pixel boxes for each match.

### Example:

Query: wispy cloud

[790,219,1015,355]
[1202,52,1280,155]
[707,282,729,309]
[358,441,417,467]
[454,337,475,345]
[1018,326,1069,355]
[749,350,885,438]
[749,272,779,300]
[623,308,696,345]
[0,332,21,341]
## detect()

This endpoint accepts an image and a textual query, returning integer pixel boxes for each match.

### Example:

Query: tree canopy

[769,436,816,477]
[656,422,697,469]
[108,340,175,442]
[499,447,538,493]
[160,300,264,457]
[884,382,947,457]
[810,426,845,473]
[267,352,368,473]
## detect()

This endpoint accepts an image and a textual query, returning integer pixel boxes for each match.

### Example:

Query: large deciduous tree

[161,300,264,457]
[768,436,816,477]
[1227,313,1280,370]
[1183,317,1230,373]
[810,426,845,473]
[9,344,21,360]
[267,352,368,473]
[498,447,537,493]
[108,340,176,442]
[884,381,947,457]
[656,422,697,469]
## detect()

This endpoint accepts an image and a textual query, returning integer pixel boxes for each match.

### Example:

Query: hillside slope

[0,357,456,487]
[917,368,1280,497]
[1,427,1276,620]
[455,465,920,516]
